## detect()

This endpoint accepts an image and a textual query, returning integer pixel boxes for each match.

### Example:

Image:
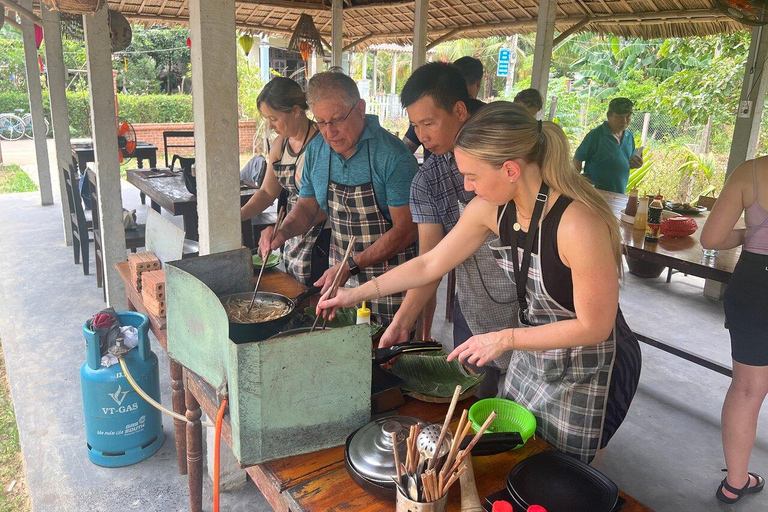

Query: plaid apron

[273,136,328,285]
[456,201,518,370]
[488,195,619,463]
[326,144,416,325]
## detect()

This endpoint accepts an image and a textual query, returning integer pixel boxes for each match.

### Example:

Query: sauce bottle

[634,196,649,231]
[645,198,663,242]
[625,188,638,217]
[356,301,371,325]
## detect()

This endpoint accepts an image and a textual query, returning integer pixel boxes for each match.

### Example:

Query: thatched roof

[32,0,744,49]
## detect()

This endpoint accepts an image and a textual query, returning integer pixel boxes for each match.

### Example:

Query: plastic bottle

[356,301,371,325]
[645,198,663,242]
[625,188,639,217]
[634,196,649,231]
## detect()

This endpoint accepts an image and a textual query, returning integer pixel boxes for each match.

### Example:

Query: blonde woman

[242,77,330,285]
[319,102,642,463]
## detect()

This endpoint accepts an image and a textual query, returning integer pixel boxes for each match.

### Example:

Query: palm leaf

[391,351,484,398]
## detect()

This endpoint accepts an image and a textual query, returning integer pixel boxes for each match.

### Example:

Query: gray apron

[326,142,416,325]
[273,132,328,285]
[488,189,621,463]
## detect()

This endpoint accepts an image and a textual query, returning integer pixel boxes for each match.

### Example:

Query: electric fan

[117,121,137,163]
[713,0,768,25]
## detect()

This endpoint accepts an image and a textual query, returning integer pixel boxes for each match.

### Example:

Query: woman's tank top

[745,162,768,255]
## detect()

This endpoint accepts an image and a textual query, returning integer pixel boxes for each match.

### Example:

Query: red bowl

[660,216,698,238]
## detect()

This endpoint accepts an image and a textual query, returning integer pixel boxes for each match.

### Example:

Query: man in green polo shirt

[573,97,643,193]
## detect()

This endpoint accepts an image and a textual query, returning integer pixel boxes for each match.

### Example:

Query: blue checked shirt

[410,152,475,233]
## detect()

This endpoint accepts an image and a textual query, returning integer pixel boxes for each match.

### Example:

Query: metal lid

[346,415,422,483]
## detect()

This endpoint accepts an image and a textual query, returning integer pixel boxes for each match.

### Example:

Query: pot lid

[346,415,422,483]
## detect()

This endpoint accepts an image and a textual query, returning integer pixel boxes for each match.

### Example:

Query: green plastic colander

[468,398,537,449]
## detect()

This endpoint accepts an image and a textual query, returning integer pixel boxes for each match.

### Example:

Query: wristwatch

[347,256,360,276]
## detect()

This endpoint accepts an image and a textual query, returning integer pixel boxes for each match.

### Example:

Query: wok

[220,286,321,344]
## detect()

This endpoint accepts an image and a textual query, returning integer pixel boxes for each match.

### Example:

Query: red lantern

[186,37,192,48]
[35,25,43,49]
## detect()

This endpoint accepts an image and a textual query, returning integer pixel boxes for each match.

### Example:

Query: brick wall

[132,121,259,164]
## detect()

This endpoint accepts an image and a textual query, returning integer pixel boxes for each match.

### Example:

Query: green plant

[674,146,717,203]
[626,149,654,193]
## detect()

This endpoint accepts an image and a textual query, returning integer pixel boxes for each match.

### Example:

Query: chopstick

[247,207,285,313]
[310,235,356,332]
[391,431,402,480]
[428,385,462,471]
[444,411,498,481]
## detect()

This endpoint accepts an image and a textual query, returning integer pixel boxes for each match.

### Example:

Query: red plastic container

[661,216,698,238]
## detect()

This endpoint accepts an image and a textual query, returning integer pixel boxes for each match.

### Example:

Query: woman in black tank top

[318,102,641,463]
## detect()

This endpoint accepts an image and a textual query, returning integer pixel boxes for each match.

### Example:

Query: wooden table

[125,169,271,248]
[602,191,737,376]
[185,374,652,512]
[72,141,158,174]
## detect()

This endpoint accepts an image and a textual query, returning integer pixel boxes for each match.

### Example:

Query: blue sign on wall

[497,48,512,77]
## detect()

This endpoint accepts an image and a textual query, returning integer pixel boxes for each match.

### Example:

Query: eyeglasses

[314,102,358,130]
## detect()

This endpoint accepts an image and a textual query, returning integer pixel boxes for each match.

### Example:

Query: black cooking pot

[220,286,321,344]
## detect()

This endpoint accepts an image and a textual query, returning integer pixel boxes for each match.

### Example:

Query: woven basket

[42,0,107,15]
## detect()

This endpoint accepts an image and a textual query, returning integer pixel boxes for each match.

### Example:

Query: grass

[0,165,38,194]
[0,338,29,512]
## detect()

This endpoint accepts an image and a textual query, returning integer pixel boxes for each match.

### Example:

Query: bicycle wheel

[22,114,50,139]
[22,114,33,139]
[0,114,26,141]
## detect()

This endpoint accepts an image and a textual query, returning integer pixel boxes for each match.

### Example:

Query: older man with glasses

[261,71,419,325]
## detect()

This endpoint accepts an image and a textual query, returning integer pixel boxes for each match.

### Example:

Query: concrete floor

[0,140,767,511]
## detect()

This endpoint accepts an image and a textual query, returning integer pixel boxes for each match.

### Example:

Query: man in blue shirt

[266,71,418,325]
[573,97,643,194]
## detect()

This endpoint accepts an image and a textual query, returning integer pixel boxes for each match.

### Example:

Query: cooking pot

[219,286,321,344]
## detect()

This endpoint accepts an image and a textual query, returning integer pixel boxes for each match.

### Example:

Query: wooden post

[726,25,768,178]
[189,0,241,255]
[332,0,343,68]
[41,5,74,246]
[412,0,429,70]
[390,53,398,94]
[185,370,204,512]
[84,5,127,308]
[20,0,53,206]
[530,0,557,118]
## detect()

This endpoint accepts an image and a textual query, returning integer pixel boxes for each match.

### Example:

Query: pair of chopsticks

[247,207,285,313]
[310,235,356,332]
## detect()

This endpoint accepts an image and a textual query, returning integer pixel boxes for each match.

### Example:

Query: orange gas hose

[213,398,228,512]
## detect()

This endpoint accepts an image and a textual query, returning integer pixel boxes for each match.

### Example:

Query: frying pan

[220,286,321,344]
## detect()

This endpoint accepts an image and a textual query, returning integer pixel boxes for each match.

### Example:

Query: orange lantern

[299,41,312,62]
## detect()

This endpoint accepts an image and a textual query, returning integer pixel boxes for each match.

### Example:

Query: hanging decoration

[40,0,107,15]
[288,14,325,78]
[35,25,43,49]
[239,34,254,56]
[108,10,132,52]
[186,37,192,48]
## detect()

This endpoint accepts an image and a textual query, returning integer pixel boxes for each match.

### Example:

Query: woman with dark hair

[318,101,642,463]
[702,158,768,504]
[513,88,544,117]
[242,76,330,285]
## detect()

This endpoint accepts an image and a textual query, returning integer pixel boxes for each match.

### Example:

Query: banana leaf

[391,351,484,398]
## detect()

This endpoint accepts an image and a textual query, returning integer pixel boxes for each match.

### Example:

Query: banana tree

[674,146,717,203]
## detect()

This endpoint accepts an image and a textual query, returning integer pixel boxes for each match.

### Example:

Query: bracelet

[509,328,516,351]
[371,276,382,300]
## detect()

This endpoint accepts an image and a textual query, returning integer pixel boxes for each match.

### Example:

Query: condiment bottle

[634,196,649,231]
[645,198,663,242]
[356,301,371,325]
[625,188,638,217]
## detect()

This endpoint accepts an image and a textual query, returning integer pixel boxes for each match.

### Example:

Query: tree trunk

[390,53,397,95]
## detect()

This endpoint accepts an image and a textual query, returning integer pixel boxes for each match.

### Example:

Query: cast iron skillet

[220,286,321,344]
[506,451,618,512]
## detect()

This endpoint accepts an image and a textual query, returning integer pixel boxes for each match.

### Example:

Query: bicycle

[21,111,50,139]
[0,110,26,141]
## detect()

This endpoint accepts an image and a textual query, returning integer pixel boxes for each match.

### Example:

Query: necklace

[513,205,532,232]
